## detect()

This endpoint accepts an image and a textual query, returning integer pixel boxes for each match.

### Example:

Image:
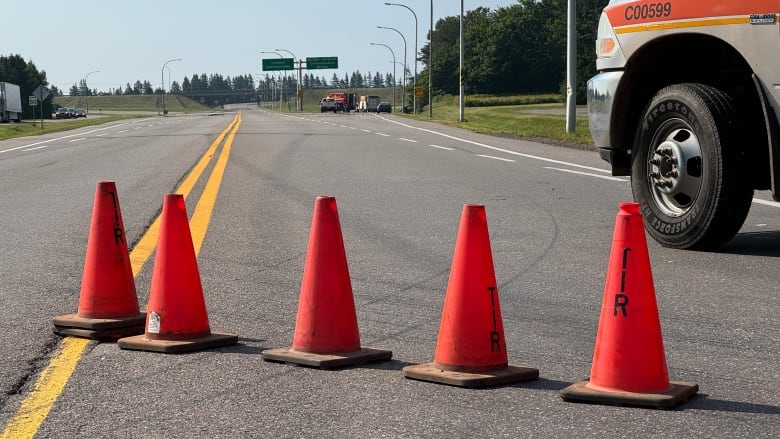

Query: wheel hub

[646,125,702,217]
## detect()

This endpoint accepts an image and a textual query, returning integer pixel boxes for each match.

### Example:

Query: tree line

[3,1,607,114]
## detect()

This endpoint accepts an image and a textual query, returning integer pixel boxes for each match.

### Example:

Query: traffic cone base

[117,332,238,354]
[52,312,146,341]
[262,346,392,370]
[402,362,538,388]
[560,379,698,409]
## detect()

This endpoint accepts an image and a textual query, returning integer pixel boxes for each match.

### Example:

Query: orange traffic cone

[261,196,392,369]
[53,181,145,340]
[560,202,698,408]
[117,194,237,353]
[402,204,538,387]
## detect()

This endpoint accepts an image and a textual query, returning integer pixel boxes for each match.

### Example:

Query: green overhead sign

[306,57,338,70]
[262,58,294,71]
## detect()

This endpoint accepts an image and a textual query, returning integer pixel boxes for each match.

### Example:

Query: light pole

[377,25,407,112]
[390,61,405,107]
[161,58,181,116]
[459,0,465,122]
[385,2,418,113]
[429,0,433,117]
[276,48,302,112]
[261,51,285,111]
[370,42,396,112]
[83,70,99,115]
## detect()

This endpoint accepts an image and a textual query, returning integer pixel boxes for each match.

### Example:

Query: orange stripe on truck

[606,0,778,28]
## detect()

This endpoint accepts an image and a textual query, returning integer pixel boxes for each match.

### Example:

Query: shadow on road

[718,231,780,257]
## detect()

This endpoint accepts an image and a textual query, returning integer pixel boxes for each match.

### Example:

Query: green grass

[54,94,211,112]
[405,103,594,146]
[0,115,146,141]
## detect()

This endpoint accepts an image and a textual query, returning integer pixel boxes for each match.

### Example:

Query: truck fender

[752,74,780,201]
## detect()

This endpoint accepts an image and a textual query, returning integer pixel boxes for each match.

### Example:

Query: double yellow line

[1,112,242,439]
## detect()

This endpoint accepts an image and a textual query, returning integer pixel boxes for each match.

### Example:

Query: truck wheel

[631,83,753,250]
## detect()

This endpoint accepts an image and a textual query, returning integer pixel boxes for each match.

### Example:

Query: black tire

[631,83,753,250]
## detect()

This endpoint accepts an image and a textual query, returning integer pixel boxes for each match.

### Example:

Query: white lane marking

[361,129,372,133]
[545,167,629,182]
[69,138,87,142]
[118,130,128,133]
[0,123,126,154]
[753,198,780,208]
[399,138,418,143]
[477,154,516,163]
[429,144,455,151]
[22,145,50,152]
[376,132,390,137]
[380,116,611,174]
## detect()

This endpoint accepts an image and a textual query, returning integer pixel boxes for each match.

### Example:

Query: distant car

[55,108,71,119]
[320,98,336,113]
[75,109,86,118]
[377,102,392,113]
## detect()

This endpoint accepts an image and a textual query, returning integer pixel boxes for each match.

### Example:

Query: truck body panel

[366,95,380,112]
[0,82,22,123]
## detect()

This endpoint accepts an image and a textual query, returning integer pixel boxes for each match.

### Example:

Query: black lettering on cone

[488,287,501,352]
[613,247,631,317]
[114,226,124,245]
[108,190,125,245]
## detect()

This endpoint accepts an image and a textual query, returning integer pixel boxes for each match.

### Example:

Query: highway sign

[29,96,38,106]
[262,58,294,71]
[33,85,50,101]
[306,57,338,70]
[415,86,425,97]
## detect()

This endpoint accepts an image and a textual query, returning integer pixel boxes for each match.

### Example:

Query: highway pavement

[0,105,778,437]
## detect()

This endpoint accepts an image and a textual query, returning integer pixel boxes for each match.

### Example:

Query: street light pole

[377,26,406,111]
[261,51,285,111]
[83,70,99,115]
[385,2,418,113]
[370,42,396,112]
[459,0,465,122]
[429,0,433,118]
[161,58,182,117]
[276,48,302,112]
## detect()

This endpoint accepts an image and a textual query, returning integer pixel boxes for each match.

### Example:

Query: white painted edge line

[545,166,629,182]
[379,115,610,174]
[752,197,780,208]
[429,144,455,151]
[0,123,126,154]
[477,154,516,163]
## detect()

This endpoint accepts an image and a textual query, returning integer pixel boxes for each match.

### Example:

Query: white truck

[587,0,780,249]
[0,82,22,123]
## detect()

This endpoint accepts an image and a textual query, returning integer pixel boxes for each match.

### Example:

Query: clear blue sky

[5,0,519,93]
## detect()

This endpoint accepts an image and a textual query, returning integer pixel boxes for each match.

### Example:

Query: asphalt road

[0,105,778,437]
